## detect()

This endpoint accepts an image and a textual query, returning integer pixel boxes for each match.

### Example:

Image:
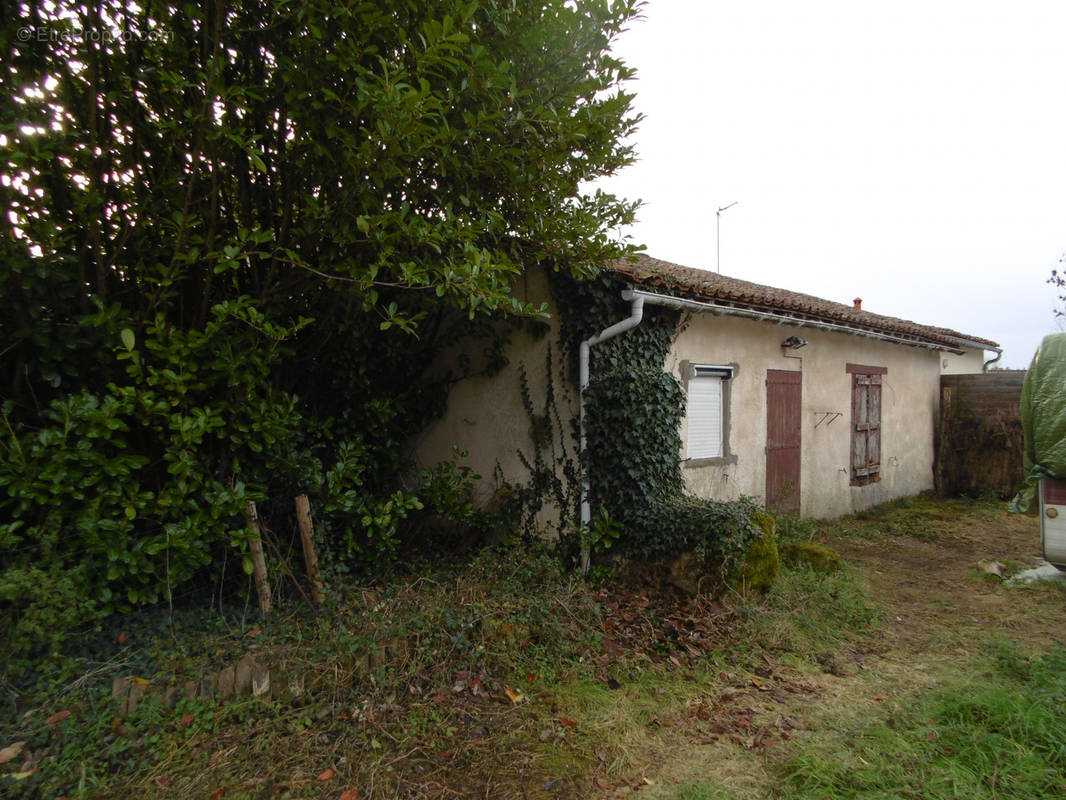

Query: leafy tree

[0,0,641,660]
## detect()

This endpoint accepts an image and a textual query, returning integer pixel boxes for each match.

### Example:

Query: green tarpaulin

[1011,333,1066,514]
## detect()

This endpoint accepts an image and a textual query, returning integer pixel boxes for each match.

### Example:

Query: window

[685,364,735,462]
[847,364,885,485]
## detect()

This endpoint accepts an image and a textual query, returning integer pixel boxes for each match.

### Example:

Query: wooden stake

[244,501,272,614]
[294,494,325,604]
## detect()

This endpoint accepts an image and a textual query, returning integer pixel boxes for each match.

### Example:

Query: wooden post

[244,501,272,614]
[294,494,325,604]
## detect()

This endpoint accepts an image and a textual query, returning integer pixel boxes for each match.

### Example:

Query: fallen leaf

[208,790,223,800]
[558,717,577,728]
[10,769,38,780]
[317,768,336,781]
[244,628,262,638]
[977,559,1006,577]
[117,631,127,644]
[872,695,888,702]
[504,688,526,704]
[179,713,195,727]
[46,710,71,725]
[153,776,173,787]
[595,776,614,790]
[338,790,361,800]
[0,741,26,765]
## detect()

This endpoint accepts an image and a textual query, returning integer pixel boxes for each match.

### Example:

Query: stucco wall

[667,313,942,518]
[415,276,947,526]
[411,268,576,529]
[940,348,988,375]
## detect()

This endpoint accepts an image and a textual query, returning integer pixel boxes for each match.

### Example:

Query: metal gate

[766,369,802,515]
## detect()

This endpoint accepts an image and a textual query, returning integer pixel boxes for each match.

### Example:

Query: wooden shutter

[851,373,882,483]
[687,376,723,459]
[868,376,881,474]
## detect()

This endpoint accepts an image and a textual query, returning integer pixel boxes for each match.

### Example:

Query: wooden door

[766,369,802,515]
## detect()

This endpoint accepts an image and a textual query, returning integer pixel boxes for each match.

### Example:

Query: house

[414,255,1000,522]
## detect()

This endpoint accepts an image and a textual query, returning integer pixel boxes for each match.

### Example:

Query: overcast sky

[597,0,1066,368]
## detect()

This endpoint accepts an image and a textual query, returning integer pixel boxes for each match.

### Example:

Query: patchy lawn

[647,495,1066,800]
[2,495,1063,799]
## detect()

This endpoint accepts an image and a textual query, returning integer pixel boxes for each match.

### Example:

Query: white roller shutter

[687,376,723,459]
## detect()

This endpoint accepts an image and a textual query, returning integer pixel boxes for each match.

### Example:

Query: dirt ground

[635,501,1066,799]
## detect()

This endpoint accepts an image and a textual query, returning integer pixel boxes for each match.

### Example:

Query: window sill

[850,474,881,487]
[683,455,738,468]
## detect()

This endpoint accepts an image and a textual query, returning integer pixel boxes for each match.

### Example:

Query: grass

[834,492,1006,541]
[4,494,1056,799]
[662,638,1066,800]
[1,546,610,799]
[775,640,1066,800]
[0,535,883,799]
[772,493,1009,546]
[733,563,880,661]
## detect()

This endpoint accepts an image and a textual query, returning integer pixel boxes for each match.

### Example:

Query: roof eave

[623,286,968,353]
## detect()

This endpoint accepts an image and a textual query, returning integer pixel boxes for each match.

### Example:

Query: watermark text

[16,25,172,46]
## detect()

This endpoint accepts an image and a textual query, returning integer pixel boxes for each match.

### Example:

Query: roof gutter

[623,288,970,354]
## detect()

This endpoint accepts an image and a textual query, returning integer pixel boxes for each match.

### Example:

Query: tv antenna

[716,201,738,274]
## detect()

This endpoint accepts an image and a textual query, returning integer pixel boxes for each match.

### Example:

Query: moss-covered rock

[733,510,779,595]
[780,541,843,573]
[667,550,708,595]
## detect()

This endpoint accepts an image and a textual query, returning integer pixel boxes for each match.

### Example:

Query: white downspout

[578,291,645,573]
[983,348,1004,372]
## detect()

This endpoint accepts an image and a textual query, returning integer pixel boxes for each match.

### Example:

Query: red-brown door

[766,369,802,515]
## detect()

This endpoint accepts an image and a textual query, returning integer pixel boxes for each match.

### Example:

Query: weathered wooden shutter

[851,374,882,481]
[687,376,723,459]
[868,376,881,475]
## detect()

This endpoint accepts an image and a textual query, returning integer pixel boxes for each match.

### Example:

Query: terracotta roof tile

[611,254,999,351]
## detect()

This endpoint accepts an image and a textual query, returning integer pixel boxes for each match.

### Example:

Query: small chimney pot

[853,297,862,310]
